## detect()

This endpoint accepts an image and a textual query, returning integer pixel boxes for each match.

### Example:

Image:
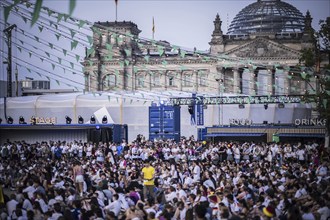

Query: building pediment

[224,38,301,60]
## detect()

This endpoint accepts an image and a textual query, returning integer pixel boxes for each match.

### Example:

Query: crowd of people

[0,136,329,220]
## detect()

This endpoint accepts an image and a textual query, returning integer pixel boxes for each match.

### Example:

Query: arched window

[103,74,116,90]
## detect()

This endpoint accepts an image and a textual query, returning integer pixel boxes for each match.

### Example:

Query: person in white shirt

[301,206,315,220]
[296,147,305,164]
[22,192,33,211]
[86,143,93,158]
[317,199,330,220]
[22,181,36,200]
[253,145,261,161]
[176,183,187,200]
[192,161,201,183]
[234,146,241,163]
[51,203,63,220]
[173,201,187,220]
[6,194,19,218]
[316,162,328,179]
[165,186,177,203]
[183,172,193,186]
[104,194,121,217]
[35,192,48,214]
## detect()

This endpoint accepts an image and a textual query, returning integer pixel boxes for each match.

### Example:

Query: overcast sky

[1,0,329,90]
[45,0,330,50]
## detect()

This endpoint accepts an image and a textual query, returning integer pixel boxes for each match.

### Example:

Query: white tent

[0,91,312,142]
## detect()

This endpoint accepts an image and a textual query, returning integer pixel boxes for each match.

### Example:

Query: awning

[205,133,265,137]
[277,133,325,138]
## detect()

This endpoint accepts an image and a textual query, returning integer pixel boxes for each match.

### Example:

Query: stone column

[163,70,168,90]
[271,69,276,95]
[148,71,152,91]
[194,70,198,92]
[233,68,240,94]
[251,69,258,95]
[283,71,290,95]
[179,70,183,91]
[264,69,274,95]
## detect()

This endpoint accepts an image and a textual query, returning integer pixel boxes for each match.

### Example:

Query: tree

[300,17,330,147]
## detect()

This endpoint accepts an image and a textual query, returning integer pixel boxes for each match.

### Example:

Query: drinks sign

[294,118,326,126]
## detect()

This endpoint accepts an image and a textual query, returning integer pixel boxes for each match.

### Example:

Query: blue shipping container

[149,105,180,142]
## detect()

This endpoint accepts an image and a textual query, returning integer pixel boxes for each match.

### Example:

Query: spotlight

[78,115,84,124]
[90,115,96,124]
[278,103,285,108]
[6,116,13,124]
[65,115,72,124]
[264,104,268,110]
[19,116,26,124]
[238,104,245,109]
[102,115,108,124]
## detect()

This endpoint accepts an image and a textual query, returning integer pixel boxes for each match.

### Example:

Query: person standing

[141,160,155,201]
[73,161,84,196]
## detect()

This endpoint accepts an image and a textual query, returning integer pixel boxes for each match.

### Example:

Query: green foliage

[300,17,330,136]
[319,18,330,51]
[299,48,315,67]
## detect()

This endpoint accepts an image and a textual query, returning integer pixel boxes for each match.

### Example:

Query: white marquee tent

[0,91,312,142]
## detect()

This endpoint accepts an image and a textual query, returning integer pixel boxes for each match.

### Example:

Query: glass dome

[227,0,305,35]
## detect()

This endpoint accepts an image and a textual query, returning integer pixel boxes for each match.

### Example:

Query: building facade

[83,0,317,97]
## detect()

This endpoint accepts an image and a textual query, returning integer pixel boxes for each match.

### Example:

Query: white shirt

[203,179,215,189]
[22,198,33,211]
[317,206,330,220]
[177,189,187,200]
[6,199,18,217]
[36,198,48,213]
[22,186,36,199]
[193,165,201,182]
[183,176,193,186]
[104,200,121,216]
[302,212,315,220]
[296,149,305,160]
[234,148,240,159]
[295,188,307,198]
[165,191,177,203]
[177,208,187,220]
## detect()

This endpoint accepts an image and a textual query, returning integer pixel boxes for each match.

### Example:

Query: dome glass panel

[228,0,305,34]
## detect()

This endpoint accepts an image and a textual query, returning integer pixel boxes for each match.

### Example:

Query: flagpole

[152,17,155,40]
[115,0,118,21]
